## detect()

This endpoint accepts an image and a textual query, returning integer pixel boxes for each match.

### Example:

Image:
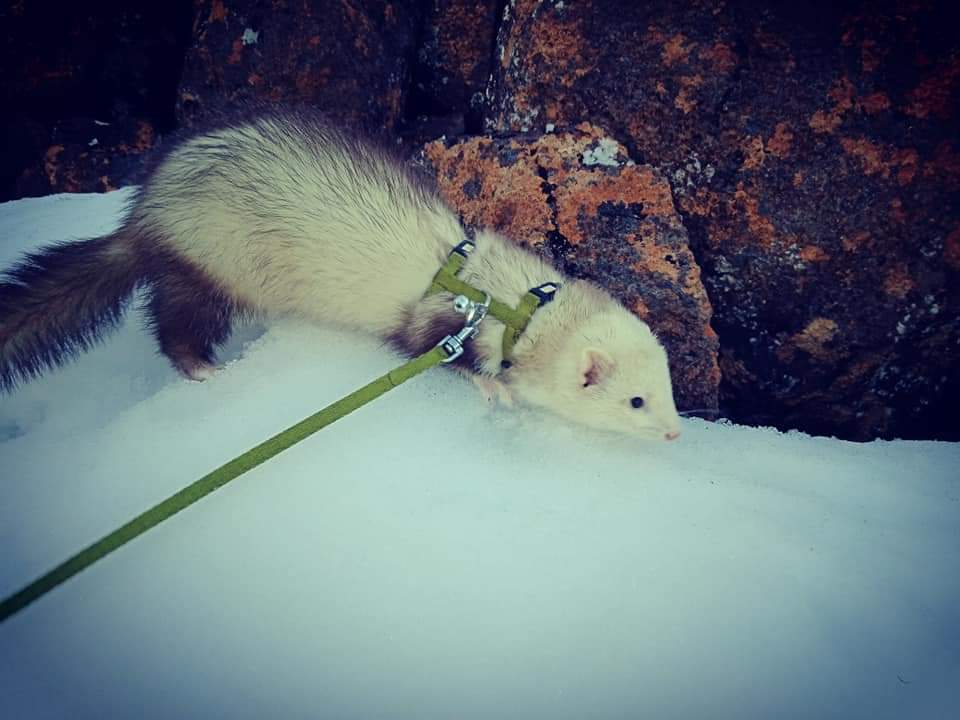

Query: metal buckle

[528,282,560,304]
[438,293,490,363]
[451,240,476,258]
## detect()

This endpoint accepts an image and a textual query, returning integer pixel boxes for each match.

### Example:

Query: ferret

[0,105,682,441]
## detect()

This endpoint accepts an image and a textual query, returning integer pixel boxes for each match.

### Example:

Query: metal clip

[438,293,490,362]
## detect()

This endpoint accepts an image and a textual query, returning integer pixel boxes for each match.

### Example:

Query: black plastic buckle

[528,282,560,305]
[451,240,476,258]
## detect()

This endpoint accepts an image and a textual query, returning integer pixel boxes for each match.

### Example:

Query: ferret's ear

[580,348,615,388]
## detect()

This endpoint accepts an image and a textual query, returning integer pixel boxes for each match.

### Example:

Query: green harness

[0,239,559,624]
[428,240,559,366]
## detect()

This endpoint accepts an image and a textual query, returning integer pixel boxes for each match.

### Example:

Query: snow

[1,190,958,719]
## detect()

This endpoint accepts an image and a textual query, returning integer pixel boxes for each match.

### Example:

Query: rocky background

[3,0,958,441]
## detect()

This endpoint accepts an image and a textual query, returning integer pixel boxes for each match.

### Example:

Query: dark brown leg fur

[143,254,242,379]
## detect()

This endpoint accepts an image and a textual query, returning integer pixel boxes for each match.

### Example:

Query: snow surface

[1,190,958,719]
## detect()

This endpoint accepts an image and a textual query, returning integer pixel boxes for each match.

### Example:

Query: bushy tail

[0,233,141,390]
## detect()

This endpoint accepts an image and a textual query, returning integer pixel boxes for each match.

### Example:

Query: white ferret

[0,106,682,441]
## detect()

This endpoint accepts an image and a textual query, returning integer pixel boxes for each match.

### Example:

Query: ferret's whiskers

[678,408,720,417]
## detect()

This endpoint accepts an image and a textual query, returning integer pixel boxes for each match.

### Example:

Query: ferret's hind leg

[143,257,241,381]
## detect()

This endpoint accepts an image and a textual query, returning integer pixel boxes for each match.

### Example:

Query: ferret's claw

[179,361,220,382]
[472,375,514,407]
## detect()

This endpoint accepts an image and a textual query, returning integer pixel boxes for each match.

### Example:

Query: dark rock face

[409,0,499,133]
[0,1,192,200]
[177,0,425,134]
[486,0,960,440]
[14,118,158,197]
[421,127,720,413]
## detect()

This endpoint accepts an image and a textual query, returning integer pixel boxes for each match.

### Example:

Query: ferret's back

[130,108,465,333]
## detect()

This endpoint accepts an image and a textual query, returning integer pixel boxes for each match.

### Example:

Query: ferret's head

[510,299,682,441]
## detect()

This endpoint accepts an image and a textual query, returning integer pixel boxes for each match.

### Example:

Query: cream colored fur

[133,115,461,336]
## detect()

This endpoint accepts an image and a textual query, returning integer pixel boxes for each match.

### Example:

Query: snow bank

[1,191,958,719]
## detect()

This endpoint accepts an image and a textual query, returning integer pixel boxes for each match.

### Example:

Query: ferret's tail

[0,232,141,390]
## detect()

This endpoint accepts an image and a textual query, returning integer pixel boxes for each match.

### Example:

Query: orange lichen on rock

[800,245,830,263]
[833,353,884,391]
[537,27,591,88]
[631,297,652,324]
[767,122,794,158]
[740,136,766,170]
[828,77,857,110]
[809,109,842,134]
[680,188,722,218]
[227,38,244,64]
[498,0,539,70]
[840,136,886,175]
[842,230,872,252]
[44,145,64,187]
[294,66,332,97]
[629,240,681,284]
[889,198,907,224]
[810,77,857,133]
[841,137,920,185]
[434,1,496,88]
[555,165,677,243]
[923,141,960,190]
[733,183,777,247]
[753,27,785,52]
[673,74,704,114]
[494,2,594,130]
[860,38,882,73]
[209,0,227,22]
[422,137,553,247]
[133,121,155,152]
[891,148,919,185]
[903,57,960,119]
[883,264,915,298]
[860,91,891,114]
[661,33,694,66]
[699,41,737,73]
[780,318,841,363]
[342,0,374,55]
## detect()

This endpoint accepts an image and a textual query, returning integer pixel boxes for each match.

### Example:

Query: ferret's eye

[630,396,645,409]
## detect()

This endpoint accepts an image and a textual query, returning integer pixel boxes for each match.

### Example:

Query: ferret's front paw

[178,360,220,382]
[472,375,514,407]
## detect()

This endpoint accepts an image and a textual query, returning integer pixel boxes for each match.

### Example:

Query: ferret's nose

[664,430,681,441]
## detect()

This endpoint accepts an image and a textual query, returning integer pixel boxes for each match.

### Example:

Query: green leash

[0,345,452,623]
[0,240,558,624]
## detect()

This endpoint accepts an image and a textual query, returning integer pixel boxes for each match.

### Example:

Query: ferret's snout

[664,430,681,441]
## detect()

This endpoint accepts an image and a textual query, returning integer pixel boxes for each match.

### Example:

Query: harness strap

[427,240,559,365]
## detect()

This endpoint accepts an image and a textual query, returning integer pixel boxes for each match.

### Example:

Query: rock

[177,0,425,134]
[487,0,738,164]
[14,118,157,198]
[0,1,191,200]
[421,125,720,412]
[411,1,500,130]
[485,0,960,440]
